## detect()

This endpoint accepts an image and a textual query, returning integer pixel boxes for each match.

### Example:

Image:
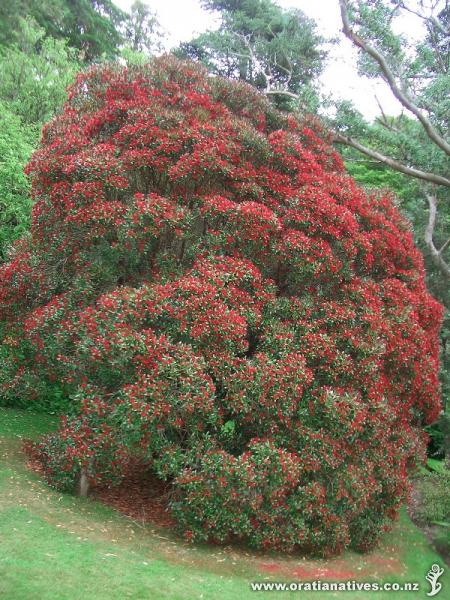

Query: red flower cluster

[0,56,442,554]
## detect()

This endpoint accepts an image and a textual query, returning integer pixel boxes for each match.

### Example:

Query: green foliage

[351,0,405,78]
[0,104,33,259]
[427,458,447,475]
[0,0,126,61]
[344,157,415,202]
[0,19,79,261]
[0,18,79,126]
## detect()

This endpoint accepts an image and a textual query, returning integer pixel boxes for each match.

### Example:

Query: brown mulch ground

[92,463,175,528]
[23,440,175,529]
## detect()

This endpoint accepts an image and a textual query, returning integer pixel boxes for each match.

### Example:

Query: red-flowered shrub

[0,56,443,554]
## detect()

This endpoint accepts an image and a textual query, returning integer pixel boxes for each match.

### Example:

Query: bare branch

[425,193,450,277]
[376,118,401,133]
[333,132,450,187]
[339,0,450,156]
[231,31,274,90]
[439,237,450,255]
[228,49,253,62]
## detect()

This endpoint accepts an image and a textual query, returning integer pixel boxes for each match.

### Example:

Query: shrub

[0,56,443,554]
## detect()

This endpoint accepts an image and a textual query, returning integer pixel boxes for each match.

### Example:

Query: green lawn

[0,407,448,599]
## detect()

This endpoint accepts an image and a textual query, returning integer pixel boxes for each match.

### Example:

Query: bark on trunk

[77,469,89,497]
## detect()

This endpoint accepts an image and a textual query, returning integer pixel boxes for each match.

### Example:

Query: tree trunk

[77,469,89,497]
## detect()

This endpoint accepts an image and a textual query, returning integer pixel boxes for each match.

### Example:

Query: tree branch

[439,237,450,255]
[425,193,450,278]
[333,132,450,187]
[339,0,450,156]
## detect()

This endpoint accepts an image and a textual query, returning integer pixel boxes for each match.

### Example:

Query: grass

[0,407,448,599]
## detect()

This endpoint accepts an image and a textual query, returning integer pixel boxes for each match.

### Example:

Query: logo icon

[426,564,444,597]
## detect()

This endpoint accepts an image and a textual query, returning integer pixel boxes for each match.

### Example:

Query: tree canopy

[125,0,163,55]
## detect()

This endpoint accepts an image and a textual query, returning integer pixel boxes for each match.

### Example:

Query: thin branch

[265,89,302,100]
[425,193,450,277]
[228,49,253,62]
[439,237,450,255]
[376,118,401,133]
[396,1,450,35]
[375,94,389,124]
[333,132,450,187]
[375,95,402,133]
[339,0,450,156]
[231,31,271,88]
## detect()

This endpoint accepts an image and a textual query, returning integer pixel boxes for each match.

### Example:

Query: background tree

[125,0,164,55]
[336,0,449,277]
[176,0,327,110]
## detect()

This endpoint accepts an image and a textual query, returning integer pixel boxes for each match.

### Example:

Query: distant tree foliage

[0,19,79,126]
[125,0,164,55]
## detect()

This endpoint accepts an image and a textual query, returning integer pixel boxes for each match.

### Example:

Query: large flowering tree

[0,57,443,555]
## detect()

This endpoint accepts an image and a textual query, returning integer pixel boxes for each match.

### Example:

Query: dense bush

[0,56,443,554]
